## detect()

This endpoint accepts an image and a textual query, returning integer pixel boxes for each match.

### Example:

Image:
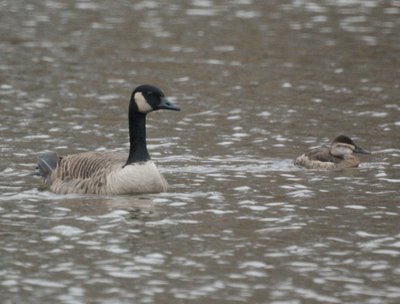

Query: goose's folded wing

[56,152,127,180]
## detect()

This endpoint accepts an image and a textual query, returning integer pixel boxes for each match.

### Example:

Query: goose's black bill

[158,98,180,111]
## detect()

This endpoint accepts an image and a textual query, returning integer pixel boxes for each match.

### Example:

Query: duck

[36,84,180,195]
[294,135,370,170]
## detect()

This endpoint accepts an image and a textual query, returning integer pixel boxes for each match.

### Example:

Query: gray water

[1,0,400,303]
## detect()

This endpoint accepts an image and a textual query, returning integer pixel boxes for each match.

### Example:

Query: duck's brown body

[294,135,370,170]
[294,147,360,169]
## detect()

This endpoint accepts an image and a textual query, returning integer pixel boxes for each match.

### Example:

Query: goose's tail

[36,152,59,179]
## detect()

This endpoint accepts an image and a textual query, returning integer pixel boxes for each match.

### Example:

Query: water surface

[1,0,399,303]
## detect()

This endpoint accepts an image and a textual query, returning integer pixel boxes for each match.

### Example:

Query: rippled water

[1,0,400,303]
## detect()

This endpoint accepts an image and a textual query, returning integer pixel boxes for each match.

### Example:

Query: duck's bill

[158,98,181,111]
[354,145,371,154]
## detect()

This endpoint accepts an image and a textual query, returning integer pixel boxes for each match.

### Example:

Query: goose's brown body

[44,152,167,195]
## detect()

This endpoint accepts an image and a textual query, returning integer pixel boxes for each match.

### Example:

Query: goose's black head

[130,84,180,114]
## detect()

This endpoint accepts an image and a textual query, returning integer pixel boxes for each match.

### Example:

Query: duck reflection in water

[295,135,371,170]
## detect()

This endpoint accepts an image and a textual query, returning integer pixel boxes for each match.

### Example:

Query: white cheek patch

[135,92,153,113]
[331,144,354,156]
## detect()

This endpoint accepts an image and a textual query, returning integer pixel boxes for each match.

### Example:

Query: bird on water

[294,135,370,169]
[36,84,180,195]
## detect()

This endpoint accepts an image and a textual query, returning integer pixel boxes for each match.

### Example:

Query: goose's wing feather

[45,152,128,194]
[56,152,127,180]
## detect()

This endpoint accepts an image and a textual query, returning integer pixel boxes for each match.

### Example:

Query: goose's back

[56,152,126,180]
[48,152,124,194]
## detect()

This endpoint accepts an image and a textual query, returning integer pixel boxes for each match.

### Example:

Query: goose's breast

[107,161,168,194]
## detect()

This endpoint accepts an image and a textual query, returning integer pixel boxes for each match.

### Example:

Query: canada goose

[294,135,370,169]
[36,84,180,195]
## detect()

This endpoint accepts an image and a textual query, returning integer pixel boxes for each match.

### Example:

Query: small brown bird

[294,135,370,169]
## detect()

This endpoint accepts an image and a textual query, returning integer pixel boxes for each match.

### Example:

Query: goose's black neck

[126,110,150,165]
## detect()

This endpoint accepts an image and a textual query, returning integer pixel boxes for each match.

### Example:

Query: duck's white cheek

[135,92,153,113]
